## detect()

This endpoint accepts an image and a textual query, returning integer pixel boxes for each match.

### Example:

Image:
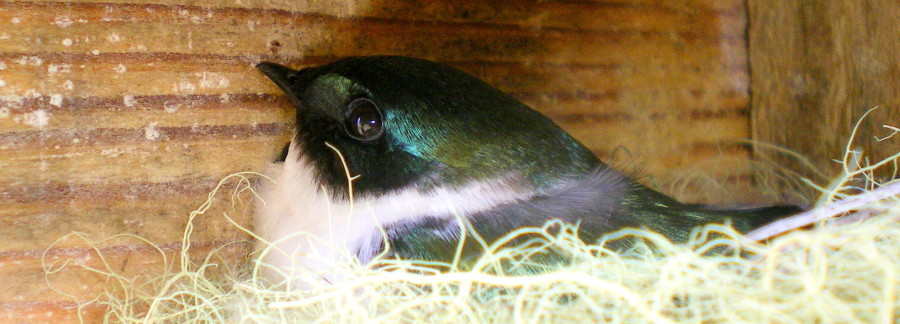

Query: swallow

[254,56,799,280]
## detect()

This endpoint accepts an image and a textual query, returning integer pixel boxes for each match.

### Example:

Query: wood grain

[749,0,900,181]
[0,0,755,320]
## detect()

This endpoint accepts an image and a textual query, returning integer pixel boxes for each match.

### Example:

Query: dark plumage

[254,56,800,276]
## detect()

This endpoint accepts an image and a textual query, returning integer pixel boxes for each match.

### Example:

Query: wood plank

[0,2,744,66]
[0,138,288,187]
[6,0,746,36]
[0,0,755,321]
[0,181,256,248]
[748,0,900,180]
[561,110,750,155]
[0,96,291,138]
[0,239,250,303]
[0,302,107,324]
[0,54,745,124]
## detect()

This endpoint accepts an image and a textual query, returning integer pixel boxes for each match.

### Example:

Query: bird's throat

[253,142,537,283]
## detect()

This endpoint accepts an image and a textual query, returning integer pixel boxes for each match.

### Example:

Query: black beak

[256,62,303,104]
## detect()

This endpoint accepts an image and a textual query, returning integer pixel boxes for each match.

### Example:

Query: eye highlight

[344,98,384,141]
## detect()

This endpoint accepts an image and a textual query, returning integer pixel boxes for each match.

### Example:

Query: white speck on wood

[113,64,126,73]
[53,16,74,27]
[0,94,24,106]
[16,56,43,66]
[101,147,128,158]
[47,63,71,74]
[196,72,231,89]
[49,94,63,107]
[123,94,136,107]
[107,32,121,43]
[176,81,196,93]
[11,17,20,24]
[62,38,73,46]
[24,109,50,128]
[163,100,181,113]
[144,122,161,140]
[24,89,41,98]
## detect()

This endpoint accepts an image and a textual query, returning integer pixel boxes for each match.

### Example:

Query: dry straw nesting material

[46,176,900,323]
[44,126,899,323]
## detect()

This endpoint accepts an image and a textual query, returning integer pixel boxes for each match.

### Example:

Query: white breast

[253,143,533,285]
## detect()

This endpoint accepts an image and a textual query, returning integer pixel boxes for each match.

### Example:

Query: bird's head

[257,56,601,199]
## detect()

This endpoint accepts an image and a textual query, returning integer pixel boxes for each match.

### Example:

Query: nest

[45,125,899,323]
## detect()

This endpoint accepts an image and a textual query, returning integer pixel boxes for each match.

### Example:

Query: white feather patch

[254,144,533,284]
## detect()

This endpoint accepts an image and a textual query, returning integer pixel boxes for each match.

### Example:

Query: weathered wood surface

[0,0,753,321]
[749,0,900,182]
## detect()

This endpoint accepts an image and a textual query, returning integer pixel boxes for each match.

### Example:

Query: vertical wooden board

[748,0,900,182]
[0,0,756,321]
[0,1,293,321]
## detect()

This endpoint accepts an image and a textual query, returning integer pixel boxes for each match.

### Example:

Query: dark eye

[344,98,384,141]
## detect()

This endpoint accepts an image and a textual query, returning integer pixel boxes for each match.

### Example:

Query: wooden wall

[749,0,899,182]
[0,0,755,321]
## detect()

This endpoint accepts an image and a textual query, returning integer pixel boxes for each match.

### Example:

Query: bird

[253,56,800,281]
